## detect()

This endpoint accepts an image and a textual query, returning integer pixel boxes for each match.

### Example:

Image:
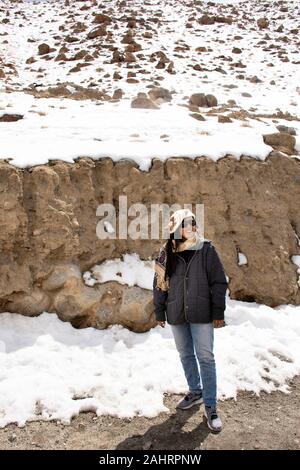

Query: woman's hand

[213,319,225,328]
[157,321,166,328]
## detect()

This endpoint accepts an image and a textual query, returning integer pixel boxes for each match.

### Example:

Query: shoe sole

[176,397,203,410]
[203,414,222,433]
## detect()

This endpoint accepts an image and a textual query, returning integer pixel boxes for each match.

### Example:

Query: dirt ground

[1,376,300,450]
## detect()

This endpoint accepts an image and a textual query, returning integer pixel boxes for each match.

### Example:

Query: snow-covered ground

[0,0,299,169]
[0,299,300,428]
[1,91,299,170]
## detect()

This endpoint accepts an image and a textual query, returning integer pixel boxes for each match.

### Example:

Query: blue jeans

[171,322,217,408]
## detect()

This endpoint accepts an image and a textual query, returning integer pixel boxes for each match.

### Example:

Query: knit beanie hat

[166,208,196,234]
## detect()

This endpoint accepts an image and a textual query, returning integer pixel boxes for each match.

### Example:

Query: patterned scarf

[154,228,204,292]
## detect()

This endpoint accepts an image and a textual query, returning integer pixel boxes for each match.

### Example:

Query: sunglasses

[181,218,197,228]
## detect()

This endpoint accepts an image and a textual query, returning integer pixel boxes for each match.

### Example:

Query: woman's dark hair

[165,225,183,280]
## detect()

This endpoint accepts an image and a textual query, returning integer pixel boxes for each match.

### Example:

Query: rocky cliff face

[1,153,300,332]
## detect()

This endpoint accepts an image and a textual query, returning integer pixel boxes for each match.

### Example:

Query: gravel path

[1,376,299,450]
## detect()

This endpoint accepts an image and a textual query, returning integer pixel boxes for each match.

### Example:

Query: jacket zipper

[177,249,198,322]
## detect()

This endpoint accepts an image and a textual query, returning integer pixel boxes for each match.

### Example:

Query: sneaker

[203,406,222,433]
[176,391,203,410]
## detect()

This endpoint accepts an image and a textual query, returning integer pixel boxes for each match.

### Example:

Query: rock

[113,71,122,80]
[125,42,142,53]
[214,15,233,25]
[150,51,169,65]
[111,50,125,63]
[189,113,206,121]
[215,66,226,74]
[127,71,136,78]
[189,93,207,107]
[166,61,175,74]
[73,22,87,34]
[199,14,214,25]
[25,83,110,101]
[93,13,111,25]
[249,76,263,83]
[218,115,233,123]
[112,88,124,100]
[148,87,172,103]
[65,35,79,43]
[257,18,269,29]
[124,51,136,63]
[0,113,23,122]
[127,19,136,28]
[189,93,218,108]
[118,285,155,332]
[84,54,94,63]
[5,288,51,316]
[38,43,50,55]
[227,99,237,107]
[55,53,67,62]
[263,133,296,155]
[131,93,159,109]
[71,50,87,61]
[42,264,82,291]
[127,78,139,84]
[69,64,82,73]
[121,31,134,44]
[232,47,242,54]
[156,60,166,69]
[206,94,218,107]
[48,265,156,332]
[276,125,297,136]
[87,27,106,39]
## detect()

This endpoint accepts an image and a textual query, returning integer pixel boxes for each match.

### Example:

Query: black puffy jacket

[153,240,228,324]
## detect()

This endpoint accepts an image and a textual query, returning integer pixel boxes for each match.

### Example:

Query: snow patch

[0,299,300,428]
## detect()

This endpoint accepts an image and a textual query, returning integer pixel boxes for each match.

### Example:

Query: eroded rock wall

[1,154,300,331]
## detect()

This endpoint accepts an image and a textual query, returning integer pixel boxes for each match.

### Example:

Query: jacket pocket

[166,298,184,324]
[188,295,211,322]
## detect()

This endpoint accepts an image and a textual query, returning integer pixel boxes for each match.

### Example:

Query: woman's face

[181,217,196,240]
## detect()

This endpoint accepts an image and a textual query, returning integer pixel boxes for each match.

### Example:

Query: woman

[153,208,228,433]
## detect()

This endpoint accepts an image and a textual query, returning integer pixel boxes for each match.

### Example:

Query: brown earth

[1,376,299,450]
[1,154,300,331]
